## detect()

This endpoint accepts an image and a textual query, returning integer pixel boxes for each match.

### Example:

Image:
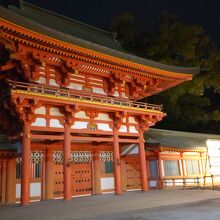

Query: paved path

[1,189,220,220]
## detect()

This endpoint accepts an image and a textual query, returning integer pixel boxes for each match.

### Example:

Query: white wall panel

[71,121,88,129]
[97,123,112,131]
[101,177,115,190]
[50,119,63,128]
[128,117,137,124]
[34,106,46,115]
[16,184,21,198]
[31,118,46,127]
[50,107,64,116]
[95,113,112,121]
[49,79,59,86]
[149,180,157,187]
[75,111,90,119]
[68,83,83,90]
[129,126,138,133]
[92,87,106,95]
[35,76,46,84]
[119,125,127,132]
[30,183,41,197]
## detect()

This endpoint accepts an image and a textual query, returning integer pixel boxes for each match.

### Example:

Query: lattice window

[99,151,113,162]
[53,151,63,164]
[71,151,92,163]
[30,151,44,163]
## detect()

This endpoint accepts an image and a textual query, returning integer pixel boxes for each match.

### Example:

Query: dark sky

[23,0,220,46]
[1,0,220,46]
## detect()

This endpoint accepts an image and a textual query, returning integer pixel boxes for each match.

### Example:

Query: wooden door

[53,164,63,198]
[71,161,92,196]
[124,157,141,190]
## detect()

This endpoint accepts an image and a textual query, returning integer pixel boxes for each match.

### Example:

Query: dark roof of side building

[145,128,220,149]
[0,1,200,75]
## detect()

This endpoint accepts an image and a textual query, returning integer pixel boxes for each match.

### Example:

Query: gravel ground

[1,189,220,220]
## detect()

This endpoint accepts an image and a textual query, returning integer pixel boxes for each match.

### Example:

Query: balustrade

[8,80,163,112]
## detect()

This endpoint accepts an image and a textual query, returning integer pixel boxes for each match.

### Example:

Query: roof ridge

[17,0,114,37]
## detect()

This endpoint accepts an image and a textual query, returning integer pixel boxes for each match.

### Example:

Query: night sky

[17,0,220,47]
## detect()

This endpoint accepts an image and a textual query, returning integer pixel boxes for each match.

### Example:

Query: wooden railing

[8,80,163,112]
[162,175,220,190]
[162,177,203,189]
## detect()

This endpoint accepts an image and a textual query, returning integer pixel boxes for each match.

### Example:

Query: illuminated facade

[0,1,198,205]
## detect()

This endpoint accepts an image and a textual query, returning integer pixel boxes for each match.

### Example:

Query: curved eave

[0,6,198,81]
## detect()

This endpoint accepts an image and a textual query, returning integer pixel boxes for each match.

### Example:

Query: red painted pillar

[21,121,31,205]
[113,128,122,195]
[63,124,71,200]
[139,131,148,191]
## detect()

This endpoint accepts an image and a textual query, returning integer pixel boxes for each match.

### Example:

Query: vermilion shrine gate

[0,1,198,205]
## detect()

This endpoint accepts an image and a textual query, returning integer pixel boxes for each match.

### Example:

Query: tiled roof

[145,128,220,150]
[0,1,199,75]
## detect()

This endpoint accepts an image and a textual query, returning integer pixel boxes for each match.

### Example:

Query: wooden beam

[71,136,113,142]
[119,138,139,143]
[31,134,64,140]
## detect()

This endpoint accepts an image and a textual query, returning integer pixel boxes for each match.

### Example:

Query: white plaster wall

[128,117,137,124]
[50,107,64,116]
[119,125,127,132]
[129,126,138,133]
[31,118,46,127]
[114,91,119,97]
[149,180,157,187]
[16,183,41,198]
[16,184,21,198]
[121,92,128,99]
[75,111,90,119]
[101,177,115,190]
[92,87,106,95]
[95,113,112,121]
[68,83,83,90]
[34,106,46,115]
[97,123,112,131]
[30,183,41,197]
[50,119,63,128]
[71,121,88,129]
[35,76,46,84]
[49,79,59,86]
